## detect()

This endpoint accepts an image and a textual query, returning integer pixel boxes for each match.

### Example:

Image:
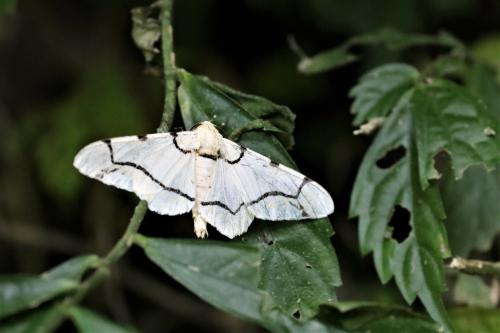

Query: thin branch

[157,0,177,133]
[448,257,500,277]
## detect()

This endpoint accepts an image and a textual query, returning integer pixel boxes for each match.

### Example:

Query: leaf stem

[448,257,500,277]
[46,1,177,330]
[157,0,177,133]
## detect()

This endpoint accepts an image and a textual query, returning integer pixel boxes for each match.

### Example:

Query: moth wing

[200,158,254,239]
[73,132,198,215]
[220,139,334,221]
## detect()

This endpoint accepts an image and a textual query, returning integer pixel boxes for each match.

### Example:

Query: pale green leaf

[298,48,357,75]
[131,7,160,63]
[441,166,500,256]
[0,255,98,319]
[71,307,138,333]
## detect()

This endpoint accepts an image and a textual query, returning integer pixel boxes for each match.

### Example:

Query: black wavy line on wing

[103,139,195,202]
[201,177,311,215]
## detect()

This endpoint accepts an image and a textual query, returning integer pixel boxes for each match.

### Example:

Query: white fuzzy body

[191,123,222,237]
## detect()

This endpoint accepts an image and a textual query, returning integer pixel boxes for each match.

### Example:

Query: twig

[157,0,176,133]
[448,257,500,277]
[44,1,178,330]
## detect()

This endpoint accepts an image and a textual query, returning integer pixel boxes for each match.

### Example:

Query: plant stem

[47,1,177,330]
[448,257,500,277]
[157,0,176,133]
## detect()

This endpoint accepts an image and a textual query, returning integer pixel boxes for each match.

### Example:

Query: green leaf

[131,7,161,63]
[70,307,138,333]
[138,237,436,333]
[138,236,264,323]
[298,47,358,75]
[441,166,500,256]
[0,255,98,319]
[246,220,340,320]
[177,70,341,319]
[349,62,500,332]
[453,274,495,309]
[450,308,500,333]
[349,64,420,126]
[178,70,296,149]
[0,307,59,333]
[297,29,464,74]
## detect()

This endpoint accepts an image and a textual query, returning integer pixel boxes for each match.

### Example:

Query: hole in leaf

[388,205,412,243]
[305,263,312,269]
[267,240,275,246]
[292,310,301,319]
[376,145,407,169]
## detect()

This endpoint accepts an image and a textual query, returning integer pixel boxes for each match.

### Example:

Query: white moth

[74,121,334,238]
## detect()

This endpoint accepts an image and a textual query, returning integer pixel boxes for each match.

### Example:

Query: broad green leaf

[177,70,341,319]
[246,220,340,320]
[453,274,495,309]
[450,308,500,333]
[296,29,463,74]
[178,70,295,149]
[349,64,419,126]
[441,166,500,256]
[138,236,435,333]
[71,307,137,333]
[131,7,160,63]
[137,236,265,323]
[0,307,59,333]
[0,255,98,319]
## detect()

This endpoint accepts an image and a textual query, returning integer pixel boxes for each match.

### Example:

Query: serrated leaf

[0,307,59,333]
[296,29,463,74]
[138,237,434,333]
[246,220,340,320]
[349,64,420,126]
[453,274,495,309]
[70,307,138,333]
[177,70,296,149]
[441,166,500,256]
[450,308,500,333]
[0,255,98,319]
[177,70,340,319]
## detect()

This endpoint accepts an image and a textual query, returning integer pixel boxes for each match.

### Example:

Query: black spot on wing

[137,135,148,141]
[199,153,218,160]
[270,160,279,167]
[103,140,195,202]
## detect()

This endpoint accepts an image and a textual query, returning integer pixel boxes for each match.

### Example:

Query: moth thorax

[196,122,221,155]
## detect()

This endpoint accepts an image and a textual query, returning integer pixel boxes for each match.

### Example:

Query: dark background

[1,0,499,332]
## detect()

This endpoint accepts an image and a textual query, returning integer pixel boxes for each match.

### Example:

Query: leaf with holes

[177,70,341,320]
[349,63,499,333]
[0,255,98,319]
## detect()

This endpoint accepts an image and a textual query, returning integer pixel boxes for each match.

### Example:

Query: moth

[74,121,334,238]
